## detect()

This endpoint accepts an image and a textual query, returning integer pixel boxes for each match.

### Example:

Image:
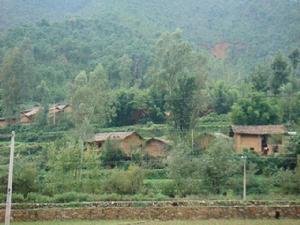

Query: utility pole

[241,155,247,201]
[5,131,15,225]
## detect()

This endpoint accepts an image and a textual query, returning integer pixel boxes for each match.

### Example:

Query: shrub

[199,140,239,194]
[52,192,91,203]
[273,169,300,194]
[144,169,168,179]
[26,193,51,203]
[160,180,177,197]
[0,193,5,203]
[142,155,166,169]
[103,166,144,195]
[100,140,127,168]
[12,193,25,203]
[13,162,38,196]
[228,175,270,195]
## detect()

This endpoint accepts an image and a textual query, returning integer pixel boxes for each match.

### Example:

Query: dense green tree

[13,162,38,196]
[88,64,113,125]
[110,88,149,126]
[230,93,282,125]
[147,84,167,124]
[35,80,50,126]
[200,140,239,194]
[249,64,271,92]
[100,140,127,168]
[211,81,237,114]
[103,166,144,195]
[70,71,94,141]
[289,49,300,70]
[270,54,291,94]
[70,66,111,139]
[154,30,193,94]
[153,30,208,131]
[287,134,300,156]
[169,145,202,196]
[118,54,133,88]
[0,48,27,119]
[273,166,300,194]
[279,84,300,124]
[43,141,84,194]
[166,75,197,131]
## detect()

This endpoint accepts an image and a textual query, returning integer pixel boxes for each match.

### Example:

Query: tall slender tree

[153,30,208,131]
[0,48,27,119]
[270,54,290,94]
[289,49,300,70]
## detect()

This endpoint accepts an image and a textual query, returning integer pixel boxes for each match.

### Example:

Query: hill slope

[1,0,300,62]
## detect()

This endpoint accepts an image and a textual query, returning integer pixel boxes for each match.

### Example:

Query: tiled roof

[89,132,142,142]
[49,104,69,113]
[21,107,41,117]
[146,138,172,145]
[232,125,287,135]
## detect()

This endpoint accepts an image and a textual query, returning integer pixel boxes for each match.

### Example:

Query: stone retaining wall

[1,204,300,221]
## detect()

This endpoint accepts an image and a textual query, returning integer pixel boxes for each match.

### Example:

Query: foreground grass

[13,219,300,225]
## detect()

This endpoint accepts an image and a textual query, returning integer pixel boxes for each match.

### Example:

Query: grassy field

[12,219,300,225]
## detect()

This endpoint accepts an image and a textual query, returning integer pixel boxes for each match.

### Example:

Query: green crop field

[12,219,300,225]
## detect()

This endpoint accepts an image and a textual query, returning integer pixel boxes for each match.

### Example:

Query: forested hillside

[1,0,300,66]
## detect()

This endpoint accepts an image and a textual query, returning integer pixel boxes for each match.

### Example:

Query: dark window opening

[261,135,269,155]
[273,145,279,153]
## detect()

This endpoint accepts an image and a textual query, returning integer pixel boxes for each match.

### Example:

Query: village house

[48,104,72,124]
[0,118,7,129]
[0,117,17,128]
[143,138,172,158]
[20,106,41,125]
[231,125,288,155]
[87,131,144,156]
[49,104,71,116]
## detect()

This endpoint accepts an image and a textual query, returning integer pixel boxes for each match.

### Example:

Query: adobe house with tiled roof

[86,131,144,156]
[48,103,72,125]
[0,118,7,128]
[230,125,288,155]
[20,106,41,125]
[143,138,172,158]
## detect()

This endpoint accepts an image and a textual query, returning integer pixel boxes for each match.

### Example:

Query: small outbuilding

[49,104,71,116]
[0,118,7,128]
[231,125,287,155]
[20,106,41,125]
[87,131,144,156]
[143,138,172,158]
[48,104,72,125]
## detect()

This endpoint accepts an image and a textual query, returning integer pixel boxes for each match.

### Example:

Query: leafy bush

[273,169,300,194]
[169,154,203,196]
[0,193,5,203]
[13,162,38,196]
[26,193,51,203]
[52,192,91,203]
[100,140,127,168]
[103,166,144,195]
[160,180,177,197]
[144,169,168,179]
[199,140,239,194]
[12,193,25,203]
[228,175,270,195]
